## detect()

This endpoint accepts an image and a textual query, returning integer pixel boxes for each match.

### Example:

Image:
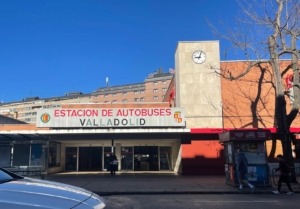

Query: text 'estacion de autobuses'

[53,108,172,117]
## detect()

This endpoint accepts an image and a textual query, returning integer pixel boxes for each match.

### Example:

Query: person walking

[272,154,294,195]
[109,153,117,176]
[236,148,255,191]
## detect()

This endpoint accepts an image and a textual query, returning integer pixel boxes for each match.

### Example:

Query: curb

[95,190,279,196]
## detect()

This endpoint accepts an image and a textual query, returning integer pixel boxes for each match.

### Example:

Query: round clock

[192,50,206,64]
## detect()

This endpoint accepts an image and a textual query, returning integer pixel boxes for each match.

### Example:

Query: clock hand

[196,53,202,59]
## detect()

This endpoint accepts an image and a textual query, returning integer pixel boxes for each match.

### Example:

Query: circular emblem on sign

[40,113,50,123]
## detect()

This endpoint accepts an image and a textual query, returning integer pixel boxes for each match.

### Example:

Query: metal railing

[5,166,43,178]
[271,167,300,186]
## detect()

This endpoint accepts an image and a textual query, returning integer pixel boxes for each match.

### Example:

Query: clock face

[192,50,206,64]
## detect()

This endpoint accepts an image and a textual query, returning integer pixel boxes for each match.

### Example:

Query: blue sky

[0,0,240,102]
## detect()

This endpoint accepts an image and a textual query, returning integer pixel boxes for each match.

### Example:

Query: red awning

[190,127,300,134]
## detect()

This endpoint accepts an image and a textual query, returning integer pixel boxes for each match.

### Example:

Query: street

[104,194,299,209]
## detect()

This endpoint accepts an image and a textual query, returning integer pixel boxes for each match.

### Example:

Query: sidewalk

[45,172,300,196]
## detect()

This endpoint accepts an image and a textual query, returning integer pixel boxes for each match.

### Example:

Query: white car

[0,168,106,209]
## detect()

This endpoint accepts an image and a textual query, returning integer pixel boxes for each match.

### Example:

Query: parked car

[0,167,106,209]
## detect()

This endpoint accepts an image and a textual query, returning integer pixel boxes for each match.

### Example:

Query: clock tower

[175,41,223,128]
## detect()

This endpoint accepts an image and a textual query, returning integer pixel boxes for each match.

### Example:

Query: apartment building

[0,69,174,124]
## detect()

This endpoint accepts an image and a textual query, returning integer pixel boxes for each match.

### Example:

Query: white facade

[175,41,223,128]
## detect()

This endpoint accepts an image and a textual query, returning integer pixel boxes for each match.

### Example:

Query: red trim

[190,128,232,134]
[190,127,300,134]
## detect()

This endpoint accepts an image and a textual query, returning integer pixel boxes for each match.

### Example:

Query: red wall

[182,140,225,175]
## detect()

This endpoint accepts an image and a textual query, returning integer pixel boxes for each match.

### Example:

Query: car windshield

[0,168,15,183]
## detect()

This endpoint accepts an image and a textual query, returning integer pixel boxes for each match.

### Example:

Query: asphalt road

[103,193,299,209]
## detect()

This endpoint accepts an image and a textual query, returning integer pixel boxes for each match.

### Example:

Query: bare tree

[211,0,300,180]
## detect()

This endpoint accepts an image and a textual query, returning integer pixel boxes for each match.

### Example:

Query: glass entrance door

[79,147,102,171]
[121,147,133,170]
[104,147,114,171]
[159,146,172,170]
[134,146,158,171]
[65,147,77,171]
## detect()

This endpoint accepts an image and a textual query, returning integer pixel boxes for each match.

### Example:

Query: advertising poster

[247,165,269,184]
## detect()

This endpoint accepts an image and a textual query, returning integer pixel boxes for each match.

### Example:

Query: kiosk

[219,129,271,187]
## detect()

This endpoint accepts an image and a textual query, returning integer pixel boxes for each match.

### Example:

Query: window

[162,88,167,92]
[140,97,145,101]
[153,96,158,100]
[153,82,158,85]
[0,145,12,167]
[122,99,127,103]
[123,92,127,96]
[30,144,43,166]
[134,98,139,102]
[13,144,30,166]
[134,91,139,95]
[25,118,31,122]
[48,143,61,167]
[153,89,158,93]
[104,94,108,98]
